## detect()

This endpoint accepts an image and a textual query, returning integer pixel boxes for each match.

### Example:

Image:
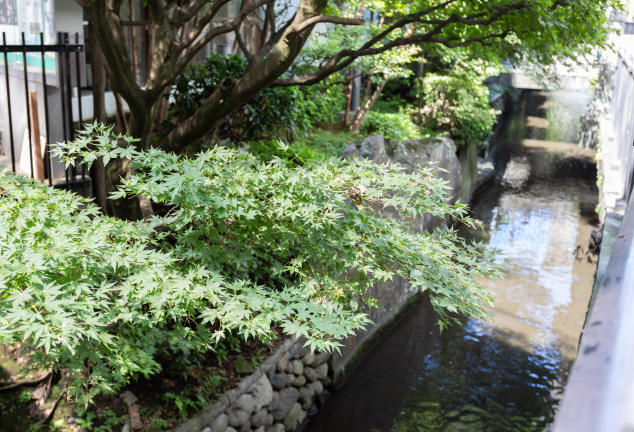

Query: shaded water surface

[304,90,599,432]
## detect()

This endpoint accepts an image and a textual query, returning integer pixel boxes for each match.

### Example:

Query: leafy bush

[421,60,500,146]
[0,124,502,405]
[299,78,348,126]
[163,54,315,143]
[360,111,426,141]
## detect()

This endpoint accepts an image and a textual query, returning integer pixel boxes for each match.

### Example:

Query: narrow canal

[304,90,599,432]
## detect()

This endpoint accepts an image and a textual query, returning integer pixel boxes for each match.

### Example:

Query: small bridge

[491,64,598,92]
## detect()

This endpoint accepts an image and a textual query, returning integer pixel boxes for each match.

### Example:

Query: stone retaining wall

[169,338,331,432]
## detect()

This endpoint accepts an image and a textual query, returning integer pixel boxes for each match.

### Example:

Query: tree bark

[88,23,109,214]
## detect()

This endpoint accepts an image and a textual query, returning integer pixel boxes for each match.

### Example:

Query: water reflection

[304,90,598,432]
[391,322,565,432]
[389,90,599,432]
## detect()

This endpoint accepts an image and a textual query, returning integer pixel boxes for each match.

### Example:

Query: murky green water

[304,90,599,432]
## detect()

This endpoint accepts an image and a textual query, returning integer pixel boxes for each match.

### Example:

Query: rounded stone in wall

[227,394,255,427]
[291,360,304,376]
[250,408,267,428]
[284,361,294,374]
[312,351,330,366]
[266,391,280,412]
[292,375,306,387]
[276,353,289,373]
[298,386,315,410]
[238,420,251,432]
[282,403,302,431]
[266,424,285,432]
[301,353,315,366]
[271,387,299,420]
[306,380,323,396]
[313,363,328,380]
[303,367,317,383]
[270,372,288,390]
[251,374,274,411]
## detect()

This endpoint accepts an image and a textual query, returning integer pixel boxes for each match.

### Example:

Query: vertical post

[21,33,34,178]
[40,33,52,185]
[2,33,16,173]
[58,32,69,182]
[344,68,353,127]
[75,33,85,179]
[64,33,75,179]
[351,68,361,113]
[28,92,45,182]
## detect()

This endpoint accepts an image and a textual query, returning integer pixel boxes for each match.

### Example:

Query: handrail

[553,192,634,431]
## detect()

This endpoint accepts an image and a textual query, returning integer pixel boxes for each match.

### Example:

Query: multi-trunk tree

[78,0,619,218]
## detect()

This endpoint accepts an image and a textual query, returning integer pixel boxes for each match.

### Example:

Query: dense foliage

[361,110,426,141]
[420,59,501,146]
[164,54,316,144]
[0,124,503,404]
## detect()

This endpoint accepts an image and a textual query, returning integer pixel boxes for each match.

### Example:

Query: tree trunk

[350,80,386,131]
[88,23,109,214]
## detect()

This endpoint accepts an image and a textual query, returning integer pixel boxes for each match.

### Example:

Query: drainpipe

[351,68,361,114]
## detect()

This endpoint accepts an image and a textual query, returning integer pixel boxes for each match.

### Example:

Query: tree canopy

[77,0,619,218]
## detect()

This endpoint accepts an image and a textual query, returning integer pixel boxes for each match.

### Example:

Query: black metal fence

[1,31,86,188]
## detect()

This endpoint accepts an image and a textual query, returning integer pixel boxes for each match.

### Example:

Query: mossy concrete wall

[457,141,478,204]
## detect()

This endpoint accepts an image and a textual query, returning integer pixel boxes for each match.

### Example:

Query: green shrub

[0,124,502,405]
[421,60,500,146]
[360,111,426,141]
[299,78,348,126]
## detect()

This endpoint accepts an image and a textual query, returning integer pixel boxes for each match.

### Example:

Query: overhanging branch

[290,16,365,33]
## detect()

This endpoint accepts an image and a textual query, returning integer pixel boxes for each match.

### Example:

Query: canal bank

[304,89,599,432]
